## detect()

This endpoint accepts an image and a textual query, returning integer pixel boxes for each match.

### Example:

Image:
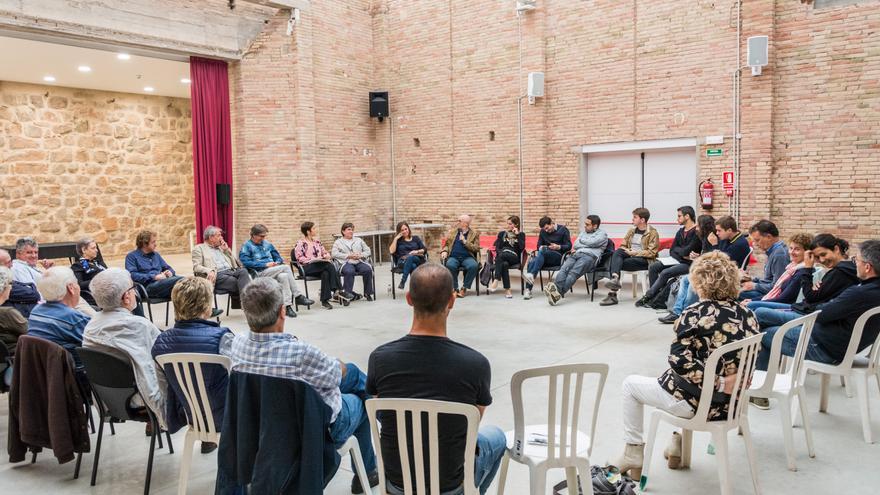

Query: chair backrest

[366,398,481,495]
[750,311,820,396]
[740,247,754,270]
[78,346,142,421]
[693,333,763,427]
[509,363,608,462]
[834,305,880,370]
[155,353,231,441]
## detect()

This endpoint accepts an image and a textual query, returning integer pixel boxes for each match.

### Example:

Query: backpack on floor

[479,251,495,287]
[551,465,638,495]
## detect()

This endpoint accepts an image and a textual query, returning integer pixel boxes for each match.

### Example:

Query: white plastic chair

[155,353,232,495]
[338,436,372,495]
[642,333,763,495]
[497,363,608,495]
[804,305,880,443]
[743,311,820,471]
[366,398,481,495]
[740,247,754,270]
[622,270,649,298]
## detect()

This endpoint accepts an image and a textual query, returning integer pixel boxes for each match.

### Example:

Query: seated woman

[0,266,27,370]
[389,221,427,290]
[613,251,759,479]
[489,215,525,299]
[745,233,819,311]
[331,223,374,301]
[152,276,233,454]
[71,237,106,305]
[294,222,349,310]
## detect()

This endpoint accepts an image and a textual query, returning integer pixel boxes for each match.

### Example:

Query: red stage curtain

[190,56,233,237]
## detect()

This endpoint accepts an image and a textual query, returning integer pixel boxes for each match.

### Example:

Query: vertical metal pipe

[390,119,397,227]
[517,11,525,225]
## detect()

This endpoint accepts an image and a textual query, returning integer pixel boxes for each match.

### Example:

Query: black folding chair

[536,251,567,292]
[289,249,322,309]
[391,253,429,300]
[78,347,173,495]
[441,255,482,296]
[0,344,9,393]
[333,257,378,301]
[584,240,616,302]
[135,283,171,326]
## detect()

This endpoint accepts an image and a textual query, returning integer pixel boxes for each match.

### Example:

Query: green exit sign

[706,149,723,157]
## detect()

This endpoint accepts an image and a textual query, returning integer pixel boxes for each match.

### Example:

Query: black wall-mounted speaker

[216,183,231,205]
[369,91,389,121]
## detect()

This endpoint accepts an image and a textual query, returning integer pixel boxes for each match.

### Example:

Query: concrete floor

[1,253,878,494]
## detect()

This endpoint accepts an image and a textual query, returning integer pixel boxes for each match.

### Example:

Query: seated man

[0,248,40,318]
[83,268,169,430]
[523,216,572,300]
[658,215,751,324]
[600,208,659,306]
[544,215,608,306]
[755,239,880,374]
[152,276,234,454]
[635,206,700,307]
[739,220,789,300]
[192,225,250,308]
[238,224,313,317]
[440,214,481,298]
[125,230,187,304]
[27,266,91,368]
[10,237,54,286]
[221,278,378,494]
[367,263,505,495]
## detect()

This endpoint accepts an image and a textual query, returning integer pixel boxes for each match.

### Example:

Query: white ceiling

[0,35,191,98]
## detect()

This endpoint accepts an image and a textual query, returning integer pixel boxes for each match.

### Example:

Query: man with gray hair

[26,266,91,368]
[0,248,40,318]
[239,224,313,317]
[192,226,250,306]
[83,268,168,429]
[439,214,481,298]
[221,277,378,493]
[11,237,54,286]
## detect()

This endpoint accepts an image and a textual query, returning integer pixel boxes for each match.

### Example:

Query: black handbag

[551,466,638,495]
[479,251,495,287]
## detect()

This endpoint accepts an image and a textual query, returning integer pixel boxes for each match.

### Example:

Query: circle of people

[1,206,878,494]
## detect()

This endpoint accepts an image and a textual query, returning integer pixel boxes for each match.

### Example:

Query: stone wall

[0,81,194,257]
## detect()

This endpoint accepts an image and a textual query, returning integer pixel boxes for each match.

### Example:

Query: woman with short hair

[71,237,105,304]
[389,221,427,290]
[331,223,375,301]
[294,221,349,310]
[612,251,759,479]
[745,233,821,311]
[489,215,525,299]
[0,266,27,359]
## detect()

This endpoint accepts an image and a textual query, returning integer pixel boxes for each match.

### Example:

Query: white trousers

[258,265,302,303]
[622,375,695,444]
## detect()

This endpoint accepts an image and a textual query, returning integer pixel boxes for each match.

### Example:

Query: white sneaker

[523,288,532,300]
[523,272,535,286]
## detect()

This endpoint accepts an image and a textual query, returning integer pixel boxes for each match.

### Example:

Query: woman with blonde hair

[612,251,760,479]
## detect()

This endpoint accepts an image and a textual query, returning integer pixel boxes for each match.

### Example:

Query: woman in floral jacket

[612,251,760,480]
[294,221,349,310]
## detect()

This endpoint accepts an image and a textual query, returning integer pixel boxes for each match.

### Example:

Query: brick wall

[0,81,194,256]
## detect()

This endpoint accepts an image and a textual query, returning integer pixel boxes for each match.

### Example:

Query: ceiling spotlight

[78,65,92,72]
[117,53,131,60]
[180,78,192,84]
[144,86,155,92]
[43,76,56,82]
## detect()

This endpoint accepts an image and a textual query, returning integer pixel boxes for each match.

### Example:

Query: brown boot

[610,443,644,480]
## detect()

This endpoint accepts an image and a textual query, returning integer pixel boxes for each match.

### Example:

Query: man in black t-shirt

[367,263,506,494]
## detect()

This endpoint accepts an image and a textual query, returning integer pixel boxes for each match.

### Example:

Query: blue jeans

[746,301,791,312]
[739,289,768,301]
[753,307,801,329]
[446,256,479,290]
[329,363,377,474]
[146,275,184,299]
[385,425,507,495]
[398,255,426,285]
[672,275,698,315]
[756,325,839,371]
[526,248,564,289]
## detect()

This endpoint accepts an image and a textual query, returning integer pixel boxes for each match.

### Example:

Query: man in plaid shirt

[222,277,378,494]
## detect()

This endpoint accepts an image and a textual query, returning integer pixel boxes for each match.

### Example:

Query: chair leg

[711,429,732,495]
[146,302,154,322]
[565,466,578,495]
[346,438,371,495]
[797,388,816,458]
[178,430,196,495]
[31,451,37,463]
[496,454,510,495]
[145,417,158,495]
[164,301,170,326]
[819,373,830,412]
[854,373,874,443]
[90,416,105,486]
[680,429,693,469]
[529,465,547,495]
[778,395,797,471]
[214,294,221,323]
[166,431,174,454]
[74,451,83,479]
[640,412,661,491]
[740,420,762,495]
[157,427,164,450]
[226,294,231,315]
[539,271,544,291]
[109,419,116,436]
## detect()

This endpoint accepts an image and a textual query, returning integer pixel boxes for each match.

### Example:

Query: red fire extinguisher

[699,178,714,210]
